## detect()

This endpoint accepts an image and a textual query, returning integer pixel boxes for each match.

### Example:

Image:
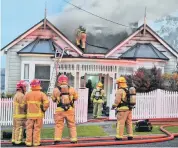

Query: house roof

[1,19,177,58]
[1,19,83,56]
[119,43,169,60]
[17,39,69,56]
[17,39,55,54]
[105,24,178,57]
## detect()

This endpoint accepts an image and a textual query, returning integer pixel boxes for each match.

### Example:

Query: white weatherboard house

[1,19,178,106]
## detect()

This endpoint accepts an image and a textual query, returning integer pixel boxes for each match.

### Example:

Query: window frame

[34,64,51,92]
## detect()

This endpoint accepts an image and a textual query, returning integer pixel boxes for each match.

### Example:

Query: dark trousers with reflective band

[12,118,26,144]
[25,118,43,146]
[116,110,133,138]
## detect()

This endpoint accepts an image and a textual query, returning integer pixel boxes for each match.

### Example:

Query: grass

[41,125,108,138]
[112,124,163,135]
[165,126,178,133]
[2,125,178,139]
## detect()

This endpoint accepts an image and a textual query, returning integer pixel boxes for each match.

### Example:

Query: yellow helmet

[97,82,103,88]
[116,76,127,84]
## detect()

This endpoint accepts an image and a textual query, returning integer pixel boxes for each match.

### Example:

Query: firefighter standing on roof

[23,79,49,147]
[12,80,28,146]
[91,82,106,118]
[52,74,78,144]
[112,76,136,141]
[76,25,87,51]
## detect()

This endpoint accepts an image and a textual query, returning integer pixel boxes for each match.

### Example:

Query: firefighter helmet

[58,74,68,85]
[116,76,127,84]
[16,80,28,90]
[97,82,103,88]
[30,79,42,89]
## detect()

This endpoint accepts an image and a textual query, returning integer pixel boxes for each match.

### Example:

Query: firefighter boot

[128,137,133,140]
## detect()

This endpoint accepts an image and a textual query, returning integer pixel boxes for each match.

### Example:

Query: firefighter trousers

[54,109,77,142]
[25,118,43,146]
[12,118,26,144]
[93,102,103,118]
[116,110,133,138]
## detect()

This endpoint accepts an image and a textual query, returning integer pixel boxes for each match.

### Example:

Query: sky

[1,0,68,68]
[1,0,178,68]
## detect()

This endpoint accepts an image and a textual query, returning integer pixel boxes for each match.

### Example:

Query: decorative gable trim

[105,25,178,58]
[1,20,43,52]
[146,26,178,57]
[105,26,143,57]
[1,19,83,56]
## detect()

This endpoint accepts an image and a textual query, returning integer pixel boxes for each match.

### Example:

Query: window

[35,65,50,92]
[24,64,29,80]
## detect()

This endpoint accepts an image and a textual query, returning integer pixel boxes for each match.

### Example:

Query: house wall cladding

[109,31,177,73]
[6,39,34,93]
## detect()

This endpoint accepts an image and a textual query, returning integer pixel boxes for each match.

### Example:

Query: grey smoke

[48,0,178,47]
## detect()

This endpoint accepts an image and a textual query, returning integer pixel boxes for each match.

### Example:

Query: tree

[124,66,162,92]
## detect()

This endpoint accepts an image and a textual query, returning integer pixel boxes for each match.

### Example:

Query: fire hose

[1,124,178,147]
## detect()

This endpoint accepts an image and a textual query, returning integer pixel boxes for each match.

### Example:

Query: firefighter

[23,79,49,147]
[112,76,136,141]
[11,80,28,145]
[52,74,78,144]
[91,82,106,118]
[76,25,87,51]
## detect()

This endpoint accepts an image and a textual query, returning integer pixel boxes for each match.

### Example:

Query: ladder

[47,49,65,95]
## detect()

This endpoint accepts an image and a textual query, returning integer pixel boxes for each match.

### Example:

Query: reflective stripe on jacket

[23,90,49,119]
[115,88,129,111]
[13,92,26,119]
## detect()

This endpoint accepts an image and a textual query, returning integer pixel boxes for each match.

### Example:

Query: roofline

[146,25,178,56]
[1,19,84,56]
[105,24,178,58]
[18,53,54,57]
[1,20,44,51]
[52,57,138,64]
[105,25,144,57]
[119,57,169,61]
[83,53,105,57]
[17,52,54,55]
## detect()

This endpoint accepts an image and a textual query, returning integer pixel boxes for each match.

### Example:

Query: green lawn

[41,125,108,138]
[165,126,178,133]
[2,125,178,139]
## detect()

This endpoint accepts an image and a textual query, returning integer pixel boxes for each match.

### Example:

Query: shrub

[0,92,6,98]
[161,72,178,91]
[123,66,162,92]
[6,93,14,98]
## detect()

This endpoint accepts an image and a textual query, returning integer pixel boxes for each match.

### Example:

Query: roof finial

[44,1,47,29]
[143,7,147,36]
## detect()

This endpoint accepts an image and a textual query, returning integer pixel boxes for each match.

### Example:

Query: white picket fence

[1,89,178,126]
[0,88,88,126]
[109,89,178,120]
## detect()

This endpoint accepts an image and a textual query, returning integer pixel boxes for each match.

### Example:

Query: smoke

[48,0,178,47]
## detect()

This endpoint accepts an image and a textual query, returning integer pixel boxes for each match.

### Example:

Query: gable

[105,25,178,58]
[1,19,82,57]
